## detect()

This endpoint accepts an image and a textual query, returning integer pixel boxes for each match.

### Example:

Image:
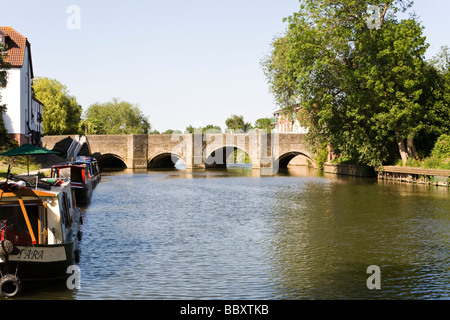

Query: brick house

[272,106,308,134]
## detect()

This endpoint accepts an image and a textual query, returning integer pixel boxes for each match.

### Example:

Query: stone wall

[323,162,375,178]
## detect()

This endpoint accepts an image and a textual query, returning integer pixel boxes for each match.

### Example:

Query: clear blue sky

[1,1,449,132]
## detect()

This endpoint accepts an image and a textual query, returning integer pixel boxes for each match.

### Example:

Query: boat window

[71,167,83,183]
[0,203,40,246]
[0,204,29,231]
[56,168,71,179]
[60,193,72,228]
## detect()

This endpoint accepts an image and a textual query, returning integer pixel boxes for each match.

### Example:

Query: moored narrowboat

[51,164,93,205]
[0,179,82,297]
[51,157,101,205]
[72,156,101,188]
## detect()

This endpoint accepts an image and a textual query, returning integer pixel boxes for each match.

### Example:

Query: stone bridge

[42,132,316,172]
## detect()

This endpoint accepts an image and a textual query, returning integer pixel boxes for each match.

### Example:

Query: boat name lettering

[18,249,44,260]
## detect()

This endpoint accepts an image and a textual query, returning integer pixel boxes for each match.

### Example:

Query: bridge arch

[275,151,316,169]
[205,146,252,168]
[96,153,128,170]
[148,152,186,169]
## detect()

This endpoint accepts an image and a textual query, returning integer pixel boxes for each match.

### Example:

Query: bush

[431,134,450,161]
[315,143,329,169]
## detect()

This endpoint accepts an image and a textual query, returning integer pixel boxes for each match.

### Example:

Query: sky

[1,0,449,133]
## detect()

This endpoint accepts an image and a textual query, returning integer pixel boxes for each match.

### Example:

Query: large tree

[262,0,440,167]
[83,98,151,135]
[33,77,82,135]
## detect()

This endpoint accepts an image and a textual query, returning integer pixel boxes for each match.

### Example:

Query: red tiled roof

[0,26,29,67]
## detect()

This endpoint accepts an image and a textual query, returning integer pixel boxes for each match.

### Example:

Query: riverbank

[324,162,450,187]
[377,165,450,187]
[0,153,66,179]
[323,162,375,178]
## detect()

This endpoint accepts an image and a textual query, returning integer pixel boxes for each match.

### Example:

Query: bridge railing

[67,135,86,161]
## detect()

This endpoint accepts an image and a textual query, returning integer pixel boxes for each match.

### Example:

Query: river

[12,166,450,300]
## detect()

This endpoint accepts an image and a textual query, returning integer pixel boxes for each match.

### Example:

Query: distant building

[271,106,311,166]
[0,27,43,146]
[271,106,308,134]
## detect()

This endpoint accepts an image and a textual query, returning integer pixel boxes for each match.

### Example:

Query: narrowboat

[72,156,101,188]
[0,178,82,297]
[51,157,101,205]
[51,164,93,205]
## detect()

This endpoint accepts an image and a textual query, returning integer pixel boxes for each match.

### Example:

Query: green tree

[262,0,436,167]
[184,124,221,134]
[84,98,151,135]
[185,125,201,134]
[162,129,182,134]
[424,46,450,139]
[0,42,12,146]
[225,115,252,133]
[33,77,82,135]
[254,118,273,132]
[202,124,222,133]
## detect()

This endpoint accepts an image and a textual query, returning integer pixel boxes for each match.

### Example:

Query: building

[0,27,43,146]
[272,106,308,134]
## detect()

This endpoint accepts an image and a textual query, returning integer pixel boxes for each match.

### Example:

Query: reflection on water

[6,165,449,300]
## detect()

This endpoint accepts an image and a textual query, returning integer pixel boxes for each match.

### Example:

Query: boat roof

[75,156,97,163]
[52,164,86,169]
[0,188,56,198]
[0,179,71,199]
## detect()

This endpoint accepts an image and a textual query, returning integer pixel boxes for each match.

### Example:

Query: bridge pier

[126,135,149,169]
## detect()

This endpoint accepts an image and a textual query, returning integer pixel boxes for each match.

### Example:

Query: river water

[11,166,450,300]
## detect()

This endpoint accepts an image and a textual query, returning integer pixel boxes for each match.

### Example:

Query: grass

[0,155,44,179]
[396,157,450,170]
[0,163,44,179]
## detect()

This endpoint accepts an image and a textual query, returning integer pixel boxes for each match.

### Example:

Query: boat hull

[0,242,79,283]
[73,182,93,205]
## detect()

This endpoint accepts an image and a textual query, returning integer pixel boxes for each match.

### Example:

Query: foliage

[430,134,450,161]
[315,143,329,169]
[33,77,82,135]
[162,129,182,134]
[83,98,151,135]
[184,125,201,134]
[225,115,252,133]
[202,124,222,133]
[0,42,12,146]
[0,104,11,146]
[397,134,450,170]
[254,118,272,132]
[185,124,222,134]
[262,0,449,167]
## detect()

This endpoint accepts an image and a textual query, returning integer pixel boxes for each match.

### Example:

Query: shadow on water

[0,280,76,301]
